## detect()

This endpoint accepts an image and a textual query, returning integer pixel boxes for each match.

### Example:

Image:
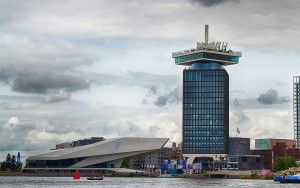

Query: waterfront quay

[19,168,149,177]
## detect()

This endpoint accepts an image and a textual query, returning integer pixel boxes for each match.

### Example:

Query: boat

[274,175,284,182]
[274,174,300,183]
[73,171,81,180]
[87,176,104,181]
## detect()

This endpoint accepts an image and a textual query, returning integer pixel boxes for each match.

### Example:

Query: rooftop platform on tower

[172,25,242,66]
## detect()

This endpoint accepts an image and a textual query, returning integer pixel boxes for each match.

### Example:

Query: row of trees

[0,153,23,172]
[273,156,297,172]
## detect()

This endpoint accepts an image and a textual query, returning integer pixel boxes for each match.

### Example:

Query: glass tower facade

[294,76,300,147]
[172,25,241,155]
[182,62,229,154]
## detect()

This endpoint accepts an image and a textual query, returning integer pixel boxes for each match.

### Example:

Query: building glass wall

[255,139,270,150]
[27,157,87,168]
[294,76,300,147]
[182,62,229,154]
[175,52,240,64]
[229,137,250,155]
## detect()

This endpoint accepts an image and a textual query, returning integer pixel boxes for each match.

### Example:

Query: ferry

[87,176,104,181]
[274,174,300,183]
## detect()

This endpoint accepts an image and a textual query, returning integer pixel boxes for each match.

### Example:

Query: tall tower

[172,25,242,162]
[294,76,300,147]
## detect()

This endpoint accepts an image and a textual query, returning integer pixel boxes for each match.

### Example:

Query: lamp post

[284,144,287,170]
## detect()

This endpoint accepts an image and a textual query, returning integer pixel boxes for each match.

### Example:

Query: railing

[172,48,242,57]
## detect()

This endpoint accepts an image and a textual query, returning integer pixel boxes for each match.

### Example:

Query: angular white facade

[26,137,168,168]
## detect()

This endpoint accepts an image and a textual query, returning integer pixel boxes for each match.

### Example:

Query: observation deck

[172,25,242,66]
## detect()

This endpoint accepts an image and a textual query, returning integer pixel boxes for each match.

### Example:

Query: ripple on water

[0,176,299,188]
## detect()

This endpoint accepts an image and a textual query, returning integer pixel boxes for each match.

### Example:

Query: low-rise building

[129,147,172,171]
[227,155,263,170]
[55,137,105,150]
[185,137,262,171]
[55,142,73,149]
[170,142,183,160]
[128,142,184,173]
[229,137,250,156]
[254,138,296,150]
[251,138,299,170]
[250,149,272,170]
[72,137,105,147]
[26,137,168,169]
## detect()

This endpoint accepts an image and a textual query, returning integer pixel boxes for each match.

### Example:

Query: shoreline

[0,172,273,180]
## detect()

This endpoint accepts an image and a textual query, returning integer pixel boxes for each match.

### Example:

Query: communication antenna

[205,25,209,44]
[221,42,228,51]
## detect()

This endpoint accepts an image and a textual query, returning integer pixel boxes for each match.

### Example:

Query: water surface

[0,176,297,188]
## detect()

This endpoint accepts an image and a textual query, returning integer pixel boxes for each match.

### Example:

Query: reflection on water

[0,176,298,188]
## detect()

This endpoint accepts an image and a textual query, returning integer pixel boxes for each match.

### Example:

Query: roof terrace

[172,25,242,66]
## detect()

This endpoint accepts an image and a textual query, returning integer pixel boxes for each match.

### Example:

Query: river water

[0,176,297,188]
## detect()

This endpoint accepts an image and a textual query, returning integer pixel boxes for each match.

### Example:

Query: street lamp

[284,144,287,170]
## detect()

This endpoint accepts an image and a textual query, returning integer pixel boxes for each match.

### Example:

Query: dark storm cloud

[257,89,289,105]
[12,71,90,94]
[154,87,181,107]
[154,96,168,107]
[0,64,178,101]
[146,86,159,96]
[142,86,182,107]
[0,65,15,84]
[258,89,278,104]
[0,64,90,95]
[190,0,239,7]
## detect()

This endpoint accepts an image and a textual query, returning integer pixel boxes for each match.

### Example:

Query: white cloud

[0,0,299,155]
[230,98,293,148]
[3,116,20,131]
[1,0,300,51]
[26,130,80,145]
[43,92,71,103]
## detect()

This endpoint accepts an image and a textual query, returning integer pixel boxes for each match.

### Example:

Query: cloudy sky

[0,0,299,159]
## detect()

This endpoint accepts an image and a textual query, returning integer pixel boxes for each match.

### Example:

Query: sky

[0,0,300,159]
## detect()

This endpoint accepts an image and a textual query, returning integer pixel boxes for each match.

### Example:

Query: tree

[11,155,16,164]
[6,153,11,163]
[4,153,12,171]
[17,152,21,164]
[11,155,16,170]
[0,162,5,171]
[1,153,23,172]
[273,156,297,172]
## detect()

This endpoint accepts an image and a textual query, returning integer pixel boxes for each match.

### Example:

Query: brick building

[250,138,300,170]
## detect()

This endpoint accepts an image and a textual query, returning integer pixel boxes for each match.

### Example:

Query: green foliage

[273,156,297,172]
[250,171,259,179]
[264,172,274,180]
[11,155,16,170]
[0,153,22,172]
[6,153,11,163]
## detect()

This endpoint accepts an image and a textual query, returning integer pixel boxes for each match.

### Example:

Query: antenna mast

[205,25,209,44]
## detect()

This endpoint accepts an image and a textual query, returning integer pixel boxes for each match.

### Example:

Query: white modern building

[26,137,168,169]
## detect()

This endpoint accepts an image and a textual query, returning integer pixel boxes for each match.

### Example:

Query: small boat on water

[87,176,104,181]
[274,174,300,183]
